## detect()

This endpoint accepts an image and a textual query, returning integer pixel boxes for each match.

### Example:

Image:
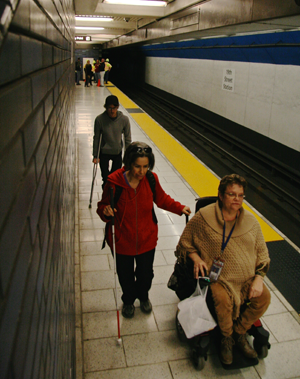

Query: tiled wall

[145,57,300,153]
[0,0,76,378]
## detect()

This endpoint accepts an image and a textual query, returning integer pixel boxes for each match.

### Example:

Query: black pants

[99,152,122,189]
[116,249,155,305]
[104,70,109,83]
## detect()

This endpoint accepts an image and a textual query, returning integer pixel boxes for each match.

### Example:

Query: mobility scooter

[169,196,271,370]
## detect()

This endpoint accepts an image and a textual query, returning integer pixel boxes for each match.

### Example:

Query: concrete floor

[74,82,300,379]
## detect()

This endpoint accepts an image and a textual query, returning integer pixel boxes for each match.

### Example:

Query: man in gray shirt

[93,95,132,189]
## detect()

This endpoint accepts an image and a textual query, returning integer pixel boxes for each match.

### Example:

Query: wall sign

[75,36,92,41]
[222,69,235,92]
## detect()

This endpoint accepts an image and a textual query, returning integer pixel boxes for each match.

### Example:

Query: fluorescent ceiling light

[201,35,227,39]
[75,26,105,30]
[75,16,113,21]
[178,38,196,42]
[92,34,117,38]
[104,0,167,6]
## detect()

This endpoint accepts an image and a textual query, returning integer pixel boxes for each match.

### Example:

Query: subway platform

[74,82,300,379]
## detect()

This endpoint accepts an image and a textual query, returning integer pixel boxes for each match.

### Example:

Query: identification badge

[209,258,224,282]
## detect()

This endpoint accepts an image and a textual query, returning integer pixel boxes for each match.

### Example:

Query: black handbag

[167,256,197,300]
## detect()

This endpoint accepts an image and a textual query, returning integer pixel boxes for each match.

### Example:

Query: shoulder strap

[146,171,156,201]
[113,184,123,206]
[145,171,157,224]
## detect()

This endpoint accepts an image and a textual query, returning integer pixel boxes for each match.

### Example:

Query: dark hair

[218,174,247,207]
[123,141,155,171]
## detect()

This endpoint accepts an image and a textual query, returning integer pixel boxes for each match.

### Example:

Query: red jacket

[97,167,185,256]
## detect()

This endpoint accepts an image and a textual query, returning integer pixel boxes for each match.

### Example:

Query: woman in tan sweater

[176,174,270,365]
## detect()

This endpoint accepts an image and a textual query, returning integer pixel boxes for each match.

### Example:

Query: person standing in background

[104,58,112,84]
[94,60,101,85]
[84,60,92,87]
[100,58,105,87]
[91,62,95,84]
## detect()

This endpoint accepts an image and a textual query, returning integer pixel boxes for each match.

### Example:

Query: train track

[121,85,300,248]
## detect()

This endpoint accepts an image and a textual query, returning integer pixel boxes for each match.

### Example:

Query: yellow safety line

[108,88,283,242]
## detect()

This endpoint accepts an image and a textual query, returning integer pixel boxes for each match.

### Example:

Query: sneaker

[140,299,152,314]
[122,304,135,318]
[220,336,234,365]
[233,332,258,359]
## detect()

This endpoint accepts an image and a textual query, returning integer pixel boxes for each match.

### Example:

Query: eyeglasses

[225,192,246,199]
[107,106,118,111]
[132,146,152,153]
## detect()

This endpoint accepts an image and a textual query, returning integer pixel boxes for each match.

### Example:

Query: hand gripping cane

[110,187,122,345]
[88,134,102,208]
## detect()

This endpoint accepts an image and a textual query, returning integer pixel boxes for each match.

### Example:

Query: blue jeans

[95,72,100,83]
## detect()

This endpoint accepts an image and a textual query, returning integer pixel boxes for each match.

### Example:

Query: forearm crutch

[88,134,102,208]
[110,187,122,345]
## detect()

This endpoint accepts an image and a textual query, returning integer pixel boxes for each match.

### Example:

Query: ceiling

[74,0,300,47]
[74,0,173,44]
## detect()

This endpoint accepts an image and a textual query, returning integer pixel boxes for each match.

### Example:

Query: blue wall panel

[140,31,300,66]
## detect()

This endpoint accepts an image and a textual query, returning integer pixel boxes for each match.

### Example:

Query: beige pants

[210,281,270,337]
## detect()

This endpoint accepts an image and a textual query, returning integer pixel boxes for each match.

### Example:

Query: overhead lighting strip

[75,16,114,21]
[103,0,167,7]
[75,26,105,30]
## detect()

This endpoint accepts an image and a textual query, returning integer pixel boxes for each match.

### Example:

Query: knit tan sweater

[176,201,270,319]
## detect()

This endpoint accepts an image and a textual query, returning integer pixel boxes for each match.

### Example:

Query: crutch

[88,134,102,208]
[110,187,122,345]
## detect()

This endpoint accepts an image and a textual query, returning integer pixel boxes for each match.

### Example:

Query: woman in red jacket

[97,141,191,318]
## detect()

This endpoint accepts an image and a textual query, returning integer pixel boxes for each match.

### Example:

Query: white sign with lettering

[75,36,92,41]
[222,69,235,92]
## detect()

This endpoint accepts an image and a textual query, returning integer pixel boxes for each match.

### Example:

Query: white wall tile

[146,57,300,152]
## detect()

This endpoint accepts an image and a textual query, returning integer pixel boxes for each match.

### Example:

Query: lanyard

[221,216,237,254]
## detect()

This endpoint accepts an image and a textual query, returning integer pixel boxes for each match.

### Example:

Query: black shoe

[76,83,81,85]
[140,299,152,314]
[122,304,135,318]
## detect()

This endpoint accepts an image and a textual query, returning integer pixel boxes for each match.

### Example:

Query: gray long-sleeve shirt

[93,110,131,157]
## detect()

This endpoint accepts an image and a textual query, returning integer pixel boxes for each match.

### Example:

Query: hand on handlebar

[182,206,191,215]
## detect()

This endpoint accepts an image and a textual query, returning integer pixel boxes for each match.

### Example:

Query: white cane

[110,186,122,345]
